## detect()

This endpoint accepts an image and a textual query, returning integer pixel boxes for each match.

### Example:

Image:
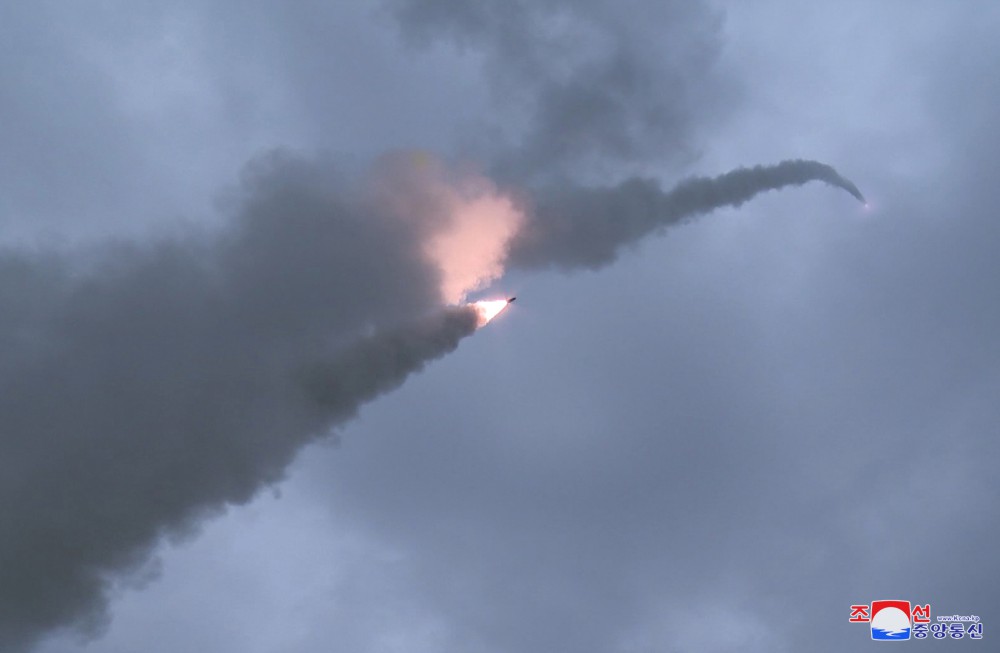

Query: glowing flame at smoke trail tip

[471,299,511,327]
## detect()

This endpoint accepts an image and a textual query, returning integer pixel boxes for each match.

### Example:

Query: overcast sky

[3,1,998,652]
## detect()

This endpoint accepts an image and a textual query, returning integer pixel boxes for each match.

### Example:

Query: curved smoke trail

[508,159,865,269]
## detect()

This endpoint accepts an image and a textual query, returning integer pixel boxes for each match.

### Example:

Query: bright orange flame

[472,299,510,327]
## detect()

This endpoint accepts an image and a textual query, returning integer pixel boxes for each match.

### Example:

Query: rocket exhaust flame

[472,298,513,326]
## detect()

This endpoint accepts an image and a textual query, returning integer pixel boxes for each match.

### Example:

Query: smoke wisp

[508,159,865,270]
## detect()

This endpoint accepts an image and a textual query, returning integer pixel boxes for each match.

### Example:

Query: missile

[507,296,516,303]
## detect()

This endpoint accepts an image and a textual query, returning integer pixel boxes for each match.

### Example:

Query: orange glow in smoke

[371,151,525,304]
[426,192,522,304]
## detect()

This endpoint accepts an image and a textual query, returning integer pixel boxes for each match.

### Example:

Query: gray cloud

[385,0,732,181]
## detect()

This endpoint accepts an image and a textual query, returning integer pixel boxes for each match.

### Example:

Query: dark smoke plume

[301,307,479,417]
[508,159,865,269]
[386,0,729,180]
[0,153,479,652]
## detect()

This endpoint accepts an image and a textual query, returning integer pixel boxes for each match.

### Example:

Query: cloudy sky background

[3,1,997,651]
